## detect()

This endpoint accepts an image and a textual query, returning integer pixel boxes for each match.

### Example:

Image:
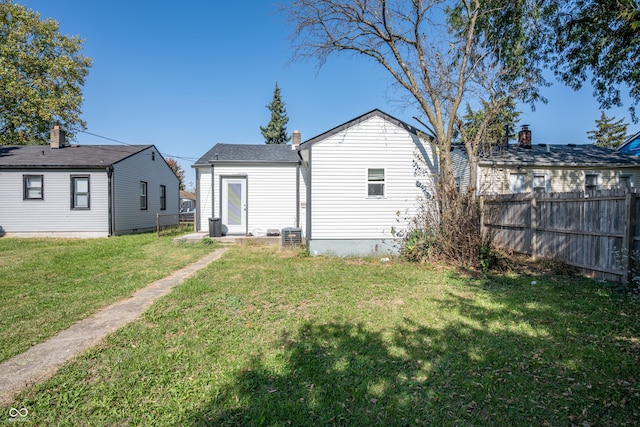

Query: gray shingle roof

[194,143,299,166]
[479,143,640,167]
[0,144,153,168]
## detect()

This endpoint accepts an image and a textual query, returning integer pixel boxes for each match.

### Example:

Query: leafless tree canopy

[284,0,542,193]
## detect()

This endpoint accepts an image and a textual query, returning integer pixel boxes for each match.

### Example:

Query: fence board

[482,189,638,284]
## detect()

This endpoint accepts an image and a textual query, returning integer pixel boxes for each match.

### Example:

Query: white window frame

[532,173,548,193]
[367,168,385,198]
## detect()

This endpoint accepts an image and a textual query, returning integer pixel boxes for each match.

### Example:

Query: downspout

[107,166,114,236]
[194,165,201,232]
[295,161,300,228]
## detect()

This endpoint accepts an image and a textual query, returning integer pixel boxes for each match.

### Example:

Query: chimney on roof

[518,124,531,148]
[50,125,67,149]
[292,129,301,150]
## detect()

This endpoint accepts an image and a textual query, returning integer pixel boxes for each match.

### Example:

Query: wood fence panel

[482,189,636,284]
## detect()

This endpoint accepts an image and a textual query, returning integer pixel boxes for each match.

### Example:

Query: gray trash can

[209,218,222,237]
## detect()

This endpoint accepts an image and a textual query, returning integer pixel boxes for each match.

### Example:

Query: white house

[194,109,436,256]
[193,141,305,236]
[0,127,180,237]
[298,109,436,256]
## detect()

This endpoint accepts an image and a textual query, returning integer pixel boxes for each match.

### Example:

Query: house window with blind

[533,174,546,193]
[23,175,43,200]
[71,175,90,209]
[585,173,599,191]
[368,168,385,197]
[140,181,148,210]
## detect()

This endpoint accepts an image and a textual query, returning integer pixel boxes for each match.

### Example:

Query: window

[140,181,147,210]
[160,185,166,210]
[533,174,546,192]
[585,173,598,191]
[509,173,526,193]
[619,175,633,189]
[23,175,43,200]
[71,176,90,209]
[368,168,385,197]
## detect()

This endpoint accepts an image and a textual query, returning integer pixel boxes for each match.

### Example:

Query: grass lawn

[0,231,217,362]
[3,242,640,425]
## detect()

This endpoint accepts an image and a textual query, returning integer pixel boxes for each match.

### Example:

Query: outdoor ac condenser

[281,227,302,247]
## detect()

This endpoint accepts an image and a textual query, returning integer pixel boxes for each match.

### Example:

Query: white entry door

[221,177,247,234]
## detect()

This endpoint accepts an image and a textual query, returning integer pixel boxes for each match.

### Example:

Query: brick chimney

[291,129,301,150]
[50,125,67,149]
[518,124,531,148]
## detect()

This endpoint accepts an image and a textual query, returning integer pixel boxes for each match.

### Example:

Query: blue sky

[19,1,637,188]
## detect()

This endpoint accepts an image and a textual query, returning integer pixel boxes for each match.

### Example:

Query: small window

[585,173,598,191]
[140,181,147,210]
[160,185,166,210]
[71,176,90,209]
[23,175,43,200]
[509,173,526,193]
[619,175,633,189]
[533,174,546,192]
[368,168,385,197]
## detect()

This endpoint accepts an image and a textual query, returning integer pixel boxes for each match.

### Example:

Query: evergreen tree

[260,83,290,144]
[587,111,629,149]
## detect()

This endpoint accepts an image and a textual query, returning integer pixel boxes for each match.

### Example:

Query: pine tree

[587,111,629,149]
[260,83,290,144]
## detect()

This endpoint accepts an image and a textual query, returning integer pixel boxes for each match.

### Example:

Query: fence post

[622,192,636,285]
[156,213,160,237]
[530,192,537,259]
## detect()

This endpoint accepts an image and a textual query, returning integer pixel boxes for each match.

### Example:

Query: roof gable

[300,109,424,147]
[0,144,153,169]
[194,143,298,166]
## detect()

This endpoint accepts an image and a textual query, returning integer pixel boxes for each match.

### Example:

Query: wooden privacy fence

[481,189,640,284]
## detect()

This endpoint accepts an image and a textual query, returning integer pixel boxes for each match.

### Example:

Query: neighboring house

[193,141,305,236]
[457,126,640,194]
[298,109,436,256]
[0,127,180,237]
[180,190,196,211]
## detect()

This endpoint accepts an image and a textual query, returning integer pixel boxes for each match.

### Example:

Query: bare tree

[283,0,544,266]
[284,0,543,194]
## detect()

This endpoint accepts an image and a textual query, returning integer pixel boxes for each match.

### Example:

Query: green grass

[0,232,217,362]
[3,242,640,425]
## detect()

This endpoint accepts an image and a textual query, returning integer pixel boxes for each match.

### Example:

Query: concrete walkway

[0,247,228,405]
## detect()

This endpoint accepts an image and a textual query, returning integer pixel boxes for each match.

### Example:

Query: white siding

[308,115,436,241]
[0,169,109,237]
[197,167,213,232]
[112,148,180,234]
[212,163,301,234]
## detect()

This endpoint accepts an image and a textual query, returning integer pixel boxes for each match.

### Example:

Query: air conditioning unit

[281,227,302,247]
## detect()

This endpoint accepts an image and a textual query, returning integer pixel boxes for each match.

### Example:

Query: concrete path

[0,247,228,405]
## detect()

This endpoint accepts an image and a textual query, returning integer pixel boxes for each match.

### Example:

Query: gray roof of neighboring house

[479,143,640,167]
[193,143,299,167]
[0,144,153,169]
[300,109,425,147]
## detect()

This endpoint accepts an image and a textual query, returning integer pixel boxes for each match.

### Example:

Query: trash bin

[209,218,222,237]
